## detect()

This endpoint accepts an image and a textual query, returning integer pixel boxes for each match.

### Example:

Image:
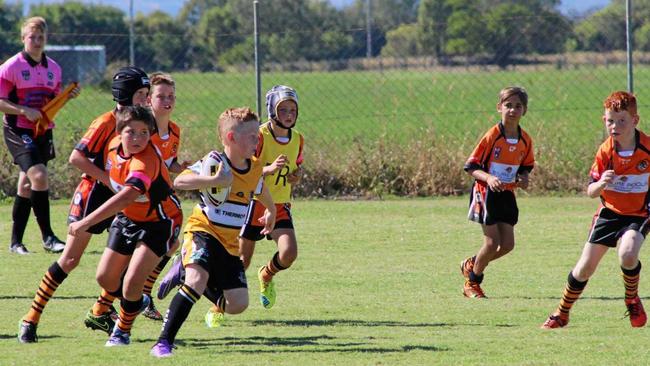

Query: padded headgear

[265,85,298,127]
[111,66,150,106]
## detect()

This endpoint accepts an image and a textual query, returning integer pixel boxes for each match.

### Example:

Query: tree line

[0,0,644,71]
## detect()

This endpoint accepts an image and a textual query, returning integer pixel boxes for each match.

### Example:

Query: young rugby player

[139,72,189,320]
[460,86,535,298]
[151,107,275,357]
[0,16,79,255]
[18,67,149,343]
[69,106,183,346]
[542,91,648,329]
[157,85,304,327]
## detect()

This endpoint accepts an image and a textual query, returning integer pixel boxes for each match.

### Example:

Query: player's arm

[168,159,191,174]
[587,169,615,198]
[468,168,504,192]
[0,98,41,121]
[263,154,288,176]
[68,186,140,235]
[287,136,305,184]
[173,161,232,191]
[69,149,111,187]
[256,183,276,235]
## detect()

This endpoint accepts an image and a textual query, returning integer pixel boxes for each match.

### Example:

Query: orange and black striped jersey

[465,122,535,191]
[255,122,304,203]
[106,136,181,222]
[182,154,264,256]
[590,129,650,217]
[74,110,117,181]
[151,120,181,169]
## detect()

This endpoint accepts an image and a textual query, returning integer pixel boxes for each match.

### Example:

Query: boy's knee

[59,256,81,272]
[279,250,297,267]
[483,238,499,251]
[572,265,593,281]
[226,298,248,314]
[619,252,639,269]
[96,273,118,292]
[500,241,515,254]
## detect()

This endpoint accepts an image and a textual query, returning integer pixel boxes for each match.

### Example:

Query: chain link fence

[0,2,644,199]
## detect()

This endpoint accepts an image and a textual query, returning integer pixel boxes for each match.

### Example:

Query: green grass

[0,196,649,365]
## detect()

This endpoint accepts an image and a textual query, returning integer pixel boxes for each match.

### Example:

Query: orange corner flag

[34,81,78,137]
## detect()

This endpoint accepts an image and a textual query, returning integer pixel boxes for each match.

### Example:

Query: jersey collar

[498,121,522,140]
[21,51,48,68]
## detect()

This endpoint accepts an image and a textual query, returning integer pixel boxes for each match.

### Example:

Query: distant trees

[0,1,22,60]
[6,0,645,72]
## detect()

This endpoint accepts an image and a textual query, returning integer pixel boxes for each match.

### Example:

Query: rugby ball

[200,151,231,207]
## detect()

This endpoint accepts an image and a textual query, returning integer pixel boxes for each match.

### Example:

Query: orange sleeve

[590,144,609,183]
[464,132,491,172]
[125,152,158,193]
[75,113,114,157]
[519,132,535,174]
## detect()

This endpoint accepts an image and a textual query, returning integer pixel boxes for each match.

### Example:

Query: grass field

[1,196,649,365]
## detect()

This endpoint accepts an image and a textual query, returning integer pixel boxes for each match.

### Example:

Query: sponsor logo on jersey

[47,71,54,80]
[488,162,518,183]
[638,159,649,171]
[606,173,650,194]
[21,70,30,80]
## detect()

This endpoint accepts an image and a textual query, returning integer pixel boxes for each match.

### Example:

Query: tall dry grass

[0,123,594,200]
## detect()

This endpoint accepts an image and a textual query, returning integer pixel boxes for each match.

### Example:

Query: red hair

[604,91,637,116]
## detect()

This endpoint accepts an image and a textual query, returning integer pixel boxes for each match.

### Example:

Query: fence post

[129,0,134,65]
[626,0,634,93]
[366,0,372,58]
[254,0,262,119]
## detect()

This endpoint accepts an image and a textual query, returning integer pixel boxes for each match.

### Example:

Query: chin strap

[272,118,295,130]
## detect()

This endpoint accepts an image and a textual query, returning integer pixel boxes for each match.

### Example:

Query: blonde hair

[150,72,175,89]
[218,107,259,140]
[21,17,47,37]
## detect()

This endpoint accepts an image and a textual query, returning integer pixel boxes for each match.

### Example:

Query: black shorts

[587,207,650,247]
[4,126,55,172]
[107,213,182,257]
[468,183,518,226]
[68,178,115,234]
[181,231,247,291]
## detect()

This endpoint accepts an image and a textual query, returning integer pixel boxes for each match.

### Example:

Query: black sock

[31,190,53,240]
[159,285,200,344]
[203,287,223,304]
[11,195,31,245]
[469,271,484,284]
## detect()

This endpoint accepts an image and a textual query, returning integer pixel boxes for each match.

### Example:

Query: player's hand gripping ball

[200,151,232,206]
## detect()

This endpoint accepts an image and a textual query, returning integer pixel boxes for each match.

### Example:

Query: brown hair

[218,107,259,139]
[498,86,528,108]
[21,17,47,37]
[149,72,175,89]
[604,91,638,116]
[115,105,156,133]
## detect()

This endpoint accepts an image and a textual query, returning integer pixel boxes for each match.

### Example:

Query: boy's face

[148,84,175,115]
[132,87,150,107]
[275,100,297,127]
[22,28,46,56]
[497,95,526,125]
[604,108,639,142]
[224,120,260,160]
[120,120,150,155]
